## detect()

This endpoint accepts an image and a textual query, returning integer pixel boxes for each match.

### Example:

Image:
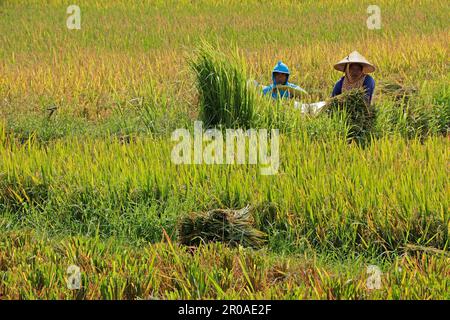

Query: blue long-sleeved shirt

[331,75,375,104]
[262,82,306,99]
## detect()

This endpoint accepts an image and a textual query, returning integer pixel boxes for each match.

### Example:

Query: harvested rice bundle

[189,43,255,129]
[177,205,267,249]
[379,81,417,105]
[324,88,376,141]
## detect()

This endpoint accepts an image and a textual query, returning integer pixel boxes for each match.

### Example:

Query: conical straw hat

[334,51,376,73]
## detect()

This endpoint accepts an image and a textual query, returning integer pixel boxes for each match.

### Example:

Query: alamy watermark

[366,264,382,290]
[66,264,81,290]
[64,4,381,31]
[367,5,381,30]
[66,5,81,30]
[171,121,280,175]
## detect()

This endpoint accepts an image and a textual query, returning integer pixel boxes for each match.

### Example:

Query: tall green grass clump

[375,83,449,139]
[190,43,255,128]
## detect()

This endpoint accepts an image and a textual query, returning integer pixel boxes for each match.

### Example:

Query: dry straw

[178,205,267,249]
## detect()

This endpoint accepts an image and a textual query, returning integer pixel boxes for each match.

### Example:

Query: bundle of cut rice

[323,88,376,141]
[177,205,267,249]
[379,81,417,106]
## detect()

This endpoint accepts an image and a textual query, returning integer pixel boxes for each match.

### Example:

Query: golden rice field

[0,0,449,300]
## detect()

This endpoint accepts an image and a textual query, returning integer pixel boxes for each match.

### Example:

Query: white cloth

[294,101,326,114]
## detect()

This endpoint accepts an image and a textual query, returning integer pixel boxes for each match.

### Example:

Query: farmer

[262,61,307,99]
[331,51,376,105]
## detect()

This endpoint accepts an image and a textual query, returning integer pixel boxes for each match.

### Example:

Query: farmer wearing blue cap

[262,61,307,99]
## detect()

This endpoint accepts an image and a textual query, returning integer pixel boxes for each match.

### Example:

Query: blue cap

[272,61,290,75]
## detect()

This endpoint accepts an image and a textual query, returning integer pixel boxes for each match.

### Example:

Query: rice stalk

[177,205,267,249]
[189,42,255,129]
[324,88,376,143]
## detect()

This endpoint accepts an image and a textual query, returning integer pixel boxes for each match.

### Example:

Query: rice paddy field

[0,0,449,300]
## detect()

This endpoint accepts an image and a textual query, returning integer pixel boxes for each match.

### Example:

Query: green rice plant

[253,98,302,133]
[375,99,450,139]
[0,231,449,300]
[190,42,255,128]
[428,103,450,135]
[5,113,89,144]
[0,132,448,254]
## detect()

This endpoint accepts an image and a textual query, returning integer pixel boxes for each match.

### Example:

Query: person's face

[274,72,287,85]
[348,63,363,78]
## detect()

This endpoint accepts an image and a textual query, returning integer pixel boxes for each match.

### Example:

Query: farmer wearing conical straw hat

[331,51,376,104]
[262,61,307,99]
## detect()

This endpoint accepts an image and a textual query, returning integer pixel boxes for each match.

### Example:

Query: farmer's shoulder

[334,77,344,86]
[334,77,344,88]
[364,75,375,86]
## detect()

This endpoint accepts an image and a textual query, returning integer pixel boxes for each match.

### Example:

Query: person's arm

[331,78,343,97]
[289,83,308,94]
[363,76,375,105]
[285,83,308,98]
[262,85,271,96]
